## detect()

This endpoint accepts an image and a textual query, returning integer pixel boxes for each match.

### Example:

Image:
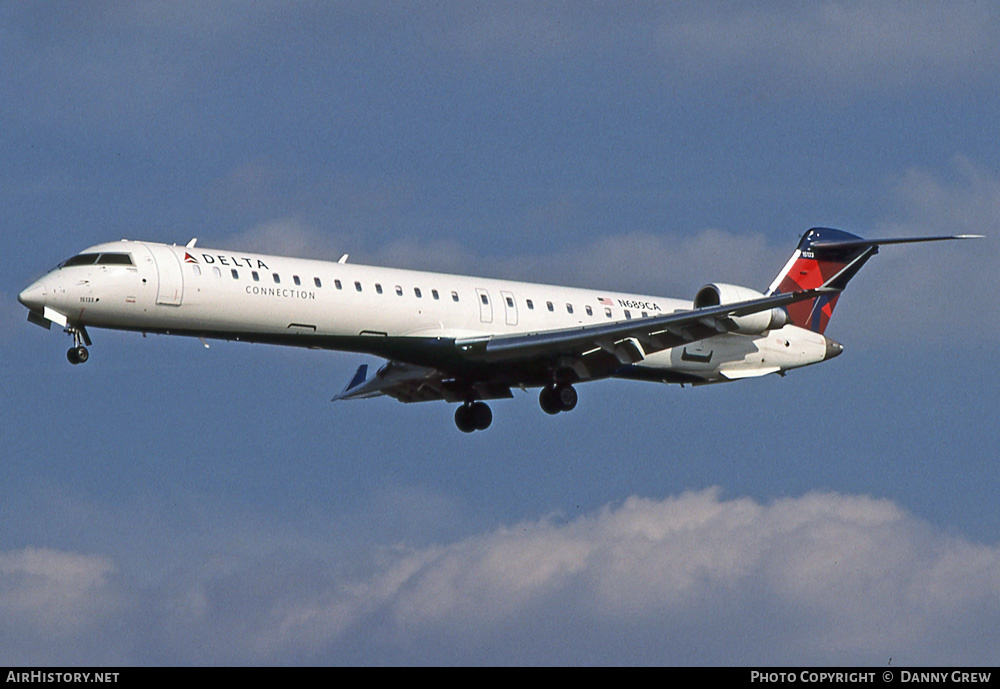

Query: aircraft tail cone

[824,336,844,360]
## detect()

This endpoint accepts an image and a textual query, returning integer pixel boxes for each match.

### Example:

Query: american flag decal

[598,297,614,306]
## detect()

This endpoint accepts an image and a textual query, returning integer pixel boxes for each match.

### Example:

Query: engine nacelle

[694,282,788,334]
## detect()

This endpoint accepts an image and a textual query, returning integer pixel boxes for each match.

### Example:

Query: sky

[2,2,999,666]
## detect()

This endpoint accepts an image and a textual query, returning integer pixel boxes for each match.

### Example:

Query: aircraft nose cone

[18,281,47,311]
[824,336,844,360]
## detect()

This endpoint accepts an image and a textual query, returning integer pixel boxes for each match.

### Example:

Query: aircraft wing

[333,361,513,404]
[452,287,829,365]
[334,287,829,403]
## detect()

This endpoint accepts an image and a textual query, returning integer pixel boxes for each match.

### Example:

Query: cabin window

[642,311,648,318]
[585,305,593,316]
[506,296,514,307]
[432,289,439,300]
[355,281,362,292]
[334,279,342,290]
[273,273,280,284]
[546,301,554,312]
[314,277,322,288]
[252,271,260,281]
[395,285,403,296]
[605,307,612,318]
[526,299,534,310]
[414,287,422,298]
[192,265,201,277]
[451,291,459,302]
[213,267,221,278]
[293,275,301,286]
[231,269,239,279]
[566,303,573,314]
[375,283,383,294]
[624,310,632,320]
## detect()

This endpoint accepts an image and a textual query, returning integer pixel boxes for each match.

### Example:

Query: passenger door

[147,244,184,306]
[500,290,518,326]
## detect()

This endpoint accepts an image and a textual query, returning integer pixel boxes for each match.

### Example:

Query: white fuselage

[20,240,833,384]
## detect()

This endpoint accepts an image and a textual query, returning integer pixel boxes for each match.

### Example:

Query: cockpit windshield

[96,253,134,265]
[59,253,99,268]
[58,252,133,268]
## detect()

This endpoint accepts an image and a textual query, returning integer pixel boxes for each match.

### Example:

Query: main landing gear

[453,383,578,432]
[455,401,493,433]
[539,383,577,415]
[65,326,91,365]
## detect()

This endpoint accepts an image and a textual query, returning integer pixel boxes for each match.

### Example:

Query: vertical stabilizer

[766,228,876,334]
[767,228,979,333]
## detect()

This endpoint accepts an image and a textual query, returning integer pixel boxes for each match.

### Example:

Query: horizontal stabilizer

[809,234,982,251]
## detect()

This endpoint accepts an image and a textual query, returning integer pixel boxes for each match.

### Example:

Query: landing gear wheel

[455,402,493,432]
[67,346,89,365]
[470,401,492,430]
[540,384,577,414]
[539,386,561,415]
[455,404,476,433]
[65,326,91,365]
[555,384,577,411]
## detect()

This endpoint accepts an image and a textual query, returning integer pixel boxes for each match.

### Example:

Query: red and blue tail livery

[767,227,979,334]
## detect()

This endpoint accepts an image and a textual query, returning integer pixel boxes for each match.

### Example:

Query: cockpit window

[59,252,134,268]
[96,253,133,265]
[59,253,99,268]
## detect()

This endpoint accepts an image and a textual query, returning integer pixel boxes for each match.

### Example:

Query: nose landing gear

[65,326,92,365]
[67,345,89,365]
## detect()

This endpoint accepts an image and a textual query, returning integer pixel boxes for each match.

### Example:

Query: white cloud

[3,490,999,664]
[218,218,344,261]
[235,489,997,665]
[0,547,117,637]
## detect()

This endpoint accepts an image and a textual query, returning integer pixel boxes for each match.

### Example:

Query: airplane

[17,227,978,432]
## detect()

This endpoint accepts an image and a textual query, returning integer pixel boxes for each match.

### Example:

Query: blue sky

[2,2,999,665]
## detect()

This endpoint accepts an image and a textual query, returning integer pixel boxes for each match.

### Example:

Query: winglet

[332,364,369,401]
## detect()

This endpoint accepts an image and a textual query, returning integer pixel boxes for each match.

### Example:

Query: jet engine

[694,283,788,334]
